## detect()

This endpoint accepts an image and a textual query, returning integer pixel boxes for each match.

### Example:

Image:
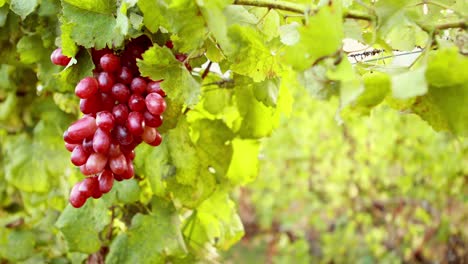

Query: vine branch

[233,0,373,21]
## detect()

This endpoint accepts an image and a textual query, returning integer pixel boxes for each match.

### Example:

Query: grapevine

[0,0,466,263]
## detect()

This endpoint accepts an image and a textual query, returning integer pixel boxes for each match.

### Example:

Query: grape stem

[233,0,468,30]
[232,0,373,21]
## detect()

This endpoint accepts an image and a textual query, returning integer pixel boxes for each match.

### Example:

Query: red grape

[96,111,115,132]
[97,72,115,93]
[91,47,112,66]
[112,104,129,125]
[128,94,146,112]
[51,48,71,66]
[78,177,96,198]
[148,132,162,146]
[71,145,89,166]
[145,93,166,115]
[109,154,127,175]
[142,126,157,144]
[80,93,102,115]
[121,157,135,179]
[75,77,99,99]
[100,92,115,112]
[69,182,87,208]
[126,112,145,136]
[113,125,133,145]
[67,116,97,141]
[111,83,131,103]
[146,81,166,97]
[65,143,78,152]
[100,53,120,73]
[86,153,108,174]
[63,130,82,144]
[143,111,163,128]
[117,67,133,85]
[108,142,122,157]
[98,170,114,194]
[93,128,111,154]
[82,137,94,154]
[130,77,147,95]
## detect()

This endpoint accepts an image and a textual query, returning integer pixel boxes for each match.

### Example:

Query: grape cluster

[53,36,168,208]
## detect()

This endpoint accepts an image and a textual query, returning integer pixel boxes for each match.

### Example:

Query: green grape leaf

[134,143,172,198]
[9,0,38,19]
[201,76,233,115]
[413,83,468,136]
[253,78,280,107]
[282,6,343,70]
[63,0,115,15]
[16,35,45,64]
[57,49,94,92]
[61,2,122,49]
[192,119,234,180]
[183,191,244,251]
[106,198,187,264]
[235,76,279,139]
[138,46,200,107]
[279,22,300,46]
[346,71,390,114]
[115,179,141,204]
[391,66,427,99]
[3,100,72,193]
[163,0,207,52]
[225,139,260,185]
[426,48,468,88]
[0,229,36,261]
[253,9,280,41]
[227,25,280,81]
[197,0,231,50]
[56,199,111,253]
[137,0,168,33]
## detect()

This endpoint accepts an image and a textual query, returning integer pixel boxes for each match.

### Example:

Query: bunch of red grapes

[53,36,168,208]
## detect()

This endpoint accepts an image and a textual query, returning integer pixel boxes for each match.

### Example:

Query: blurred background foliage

[223,86,467,263]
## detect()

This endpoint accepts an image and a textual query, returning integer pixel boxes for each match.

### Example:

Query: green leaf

[225,139,260,185]
[192,119,234,180]
[197,0,232,50]
[253,78,280,107]
[136,0,168,33]
[0,229,35,261]
[138,45,200,107]
[9,0,38,19]
[227,25,280,81]
[279,22,300,46]
[106,198,187,264]
[63,0,116,14]
[3,100,72,193]
[413,83,468,136]
[183,191,244,251]
[426,48,468,88]
[0,5,9,27]
[283,6,343,70]
[391,67,427,99]
[115,179,141,204]
[57,49,94,92]
[235,76,279,138]
[154,0,207,52]
[61,2,121,49]
[56,199,111,253]
[346,71,390,114]
[16,35,45,64]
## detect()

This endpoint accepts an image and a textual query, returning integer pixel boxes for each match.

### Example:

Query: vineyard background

[0,0,467,263]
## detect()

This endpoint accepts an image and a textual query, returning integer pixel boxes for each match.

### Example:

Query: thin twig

[201,61,213,79]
